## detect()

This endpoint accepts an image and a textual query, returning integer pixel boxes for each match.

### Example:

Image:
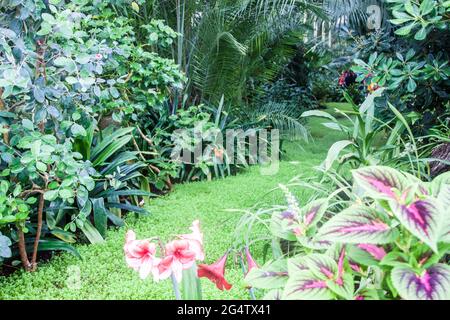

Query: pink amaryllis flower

[124,230,161,280]
[179,220,204,261]
[158,240,197,282]
[197,252,232,291]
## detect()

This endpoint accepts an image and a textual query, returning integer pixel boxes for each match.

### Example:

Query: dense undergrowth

[0,103,348,299]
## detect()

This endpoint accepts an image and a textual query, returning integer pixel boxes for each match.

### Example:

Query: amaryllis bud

[245,247,258,274]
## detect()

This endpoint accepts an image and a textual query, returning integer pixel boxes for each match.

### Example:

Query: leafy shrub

[301,88,427,176]
[243,166,450,300]
[0,0,182,271]
[349,0,449,134]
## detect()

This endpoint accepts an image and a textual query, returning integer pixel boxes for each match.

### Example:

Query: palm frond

[247,102,309,141]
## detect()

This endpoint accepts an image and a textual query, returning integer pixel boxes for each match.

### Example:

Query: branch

[30,193,45,271]
[17,228,32,271]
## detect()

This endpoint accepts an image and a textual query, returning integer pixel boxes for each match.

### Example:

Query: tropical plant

[0,0,182,271]
[134,0,326,106]
[242,166,450,300]
[301,88,426,176]
[346,0,450,134]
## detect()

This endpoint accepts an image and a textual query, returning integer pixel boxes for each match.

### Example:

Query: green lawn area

[0,104,349,300]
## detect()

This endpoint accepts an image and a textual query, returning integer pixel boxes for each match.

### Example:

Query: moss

[0,104,350,300]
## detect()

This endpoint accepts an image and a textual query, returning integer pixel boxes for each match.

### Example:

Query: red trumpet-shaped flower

[245,247,258,274]
[197,252,232,291]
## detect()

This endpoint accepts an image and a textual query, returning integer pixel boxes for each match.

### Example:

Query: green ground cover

[0,104,349,300]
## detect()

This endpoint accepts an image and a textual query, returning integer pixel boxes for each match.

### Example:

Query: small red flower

[197,252,232,291]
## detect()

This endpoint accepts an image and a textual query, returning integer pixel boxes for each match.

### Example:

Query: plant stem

[17,228,32,271]
[31,193,45,271]
[171,273,181,300]
[237,253,256,300]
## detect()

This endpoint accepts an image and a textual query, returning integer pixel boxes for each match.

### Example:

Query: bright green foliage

[349,0,449,133]
[388,0,449,40]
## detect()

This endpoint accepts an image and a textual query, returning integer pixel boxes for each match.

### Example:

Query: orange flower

[213,147,224,160]
[367,82,380,93]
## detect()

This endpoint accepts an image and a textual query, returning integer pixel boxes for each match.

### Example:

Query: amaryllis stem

[171,274,181,300]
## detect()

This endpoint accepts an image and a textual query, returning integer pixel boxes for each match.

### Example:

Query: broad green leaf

[323,140,354,171]
[395,23,416,36]
[92,198,108,238]
[79,219,105,244]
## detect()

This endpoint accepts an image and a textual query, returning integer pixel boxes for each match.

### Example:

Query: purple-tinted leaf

[317,205,399,244]
[327,272,354,300]
[287,256,309,275]
[390,198,442,251]
[347,245,380,266]
[352,166,408,200]
[300,198,328,228]
[357,244,387,261]
[297,236,332,250]
[282,271,334,300]
[270,210,298,241]
[245,259,288,289]
[391,264,450,300]
[299,254,338,281]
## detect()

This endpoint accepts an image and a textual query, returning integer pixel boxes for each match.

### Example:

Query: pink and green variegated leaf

[327,272,355,300]
[297,236,332,250]
[245,259,288,290]
[390,198,442,252]
[300,198,328,228]
[287,256,309,275]
[433,176,450,243]
[317,205,399,244]
[299,254,338,281]
[262,289,283,300]
[430,171,450,199]
[391,264,450,300]
[282,271,334,300]
[270,210,298,241]
[352,166,408,200]
[437,184,450,209]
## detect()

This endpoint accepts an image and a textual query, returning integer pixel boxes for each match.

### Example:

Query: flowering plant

[124,220,233,299]
[244,166,450,300]
[338,70,357,87]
